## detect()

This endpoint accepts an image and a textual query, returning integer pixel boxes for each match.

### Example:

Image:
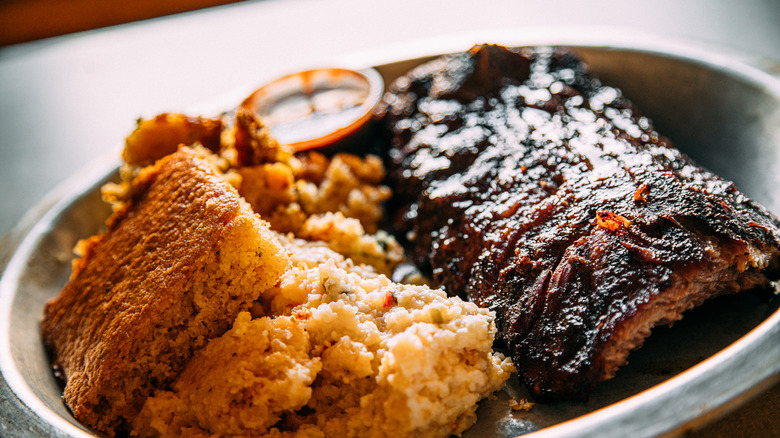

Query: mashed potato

[132,235,514,438]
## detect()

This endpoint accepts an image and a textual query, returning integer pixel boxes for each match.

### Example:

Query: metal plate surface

[1,37,779,438]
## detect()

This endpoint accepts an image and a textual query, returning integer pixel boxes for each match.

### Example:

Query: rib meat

[379,45,780,400]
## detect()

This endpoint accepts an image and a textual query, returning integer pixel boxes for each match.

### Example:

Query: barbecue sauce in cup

[242,67,383,152]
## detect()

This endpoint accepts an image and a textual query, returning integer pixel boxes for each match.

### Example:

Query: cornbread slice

[41,146,289,435]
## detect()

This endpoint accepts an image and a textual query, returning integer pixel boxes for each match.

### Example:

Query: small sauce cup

[242,67,384,152]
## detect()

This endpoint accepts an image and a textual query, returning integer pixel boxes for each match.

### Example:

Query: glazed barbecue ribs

[379,45,780,400]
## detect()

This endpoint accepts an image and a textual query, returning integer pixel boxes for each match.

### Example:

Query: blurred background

[0,0,779,436]
[0,0,241,46]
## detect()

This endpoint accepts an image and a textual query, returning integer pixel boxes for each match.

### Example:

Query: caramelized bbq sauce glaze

[378,45,780,400]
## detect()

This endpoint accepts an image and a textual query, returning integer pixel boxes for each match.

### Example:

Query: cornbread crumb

[509,398,535,411]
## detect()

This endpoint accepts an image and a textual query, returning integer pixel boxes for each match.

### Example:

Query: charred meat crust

[379,44,780,400]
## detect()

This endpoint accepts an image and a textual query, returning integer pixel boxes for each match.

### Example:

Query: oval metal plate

[1,35,779,437]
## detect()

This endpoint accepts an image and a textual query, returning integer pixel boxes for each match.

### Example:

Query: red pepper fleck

[294,309,312,320]
[382,291,395,308]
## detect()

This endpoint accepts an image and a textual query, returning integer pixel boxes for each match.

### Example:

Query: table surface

[1,0,779,436]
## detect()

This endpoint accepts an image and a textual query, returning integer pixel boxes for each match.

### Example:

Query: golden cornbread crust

[41,147,289,435]
[122,113,224,167]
